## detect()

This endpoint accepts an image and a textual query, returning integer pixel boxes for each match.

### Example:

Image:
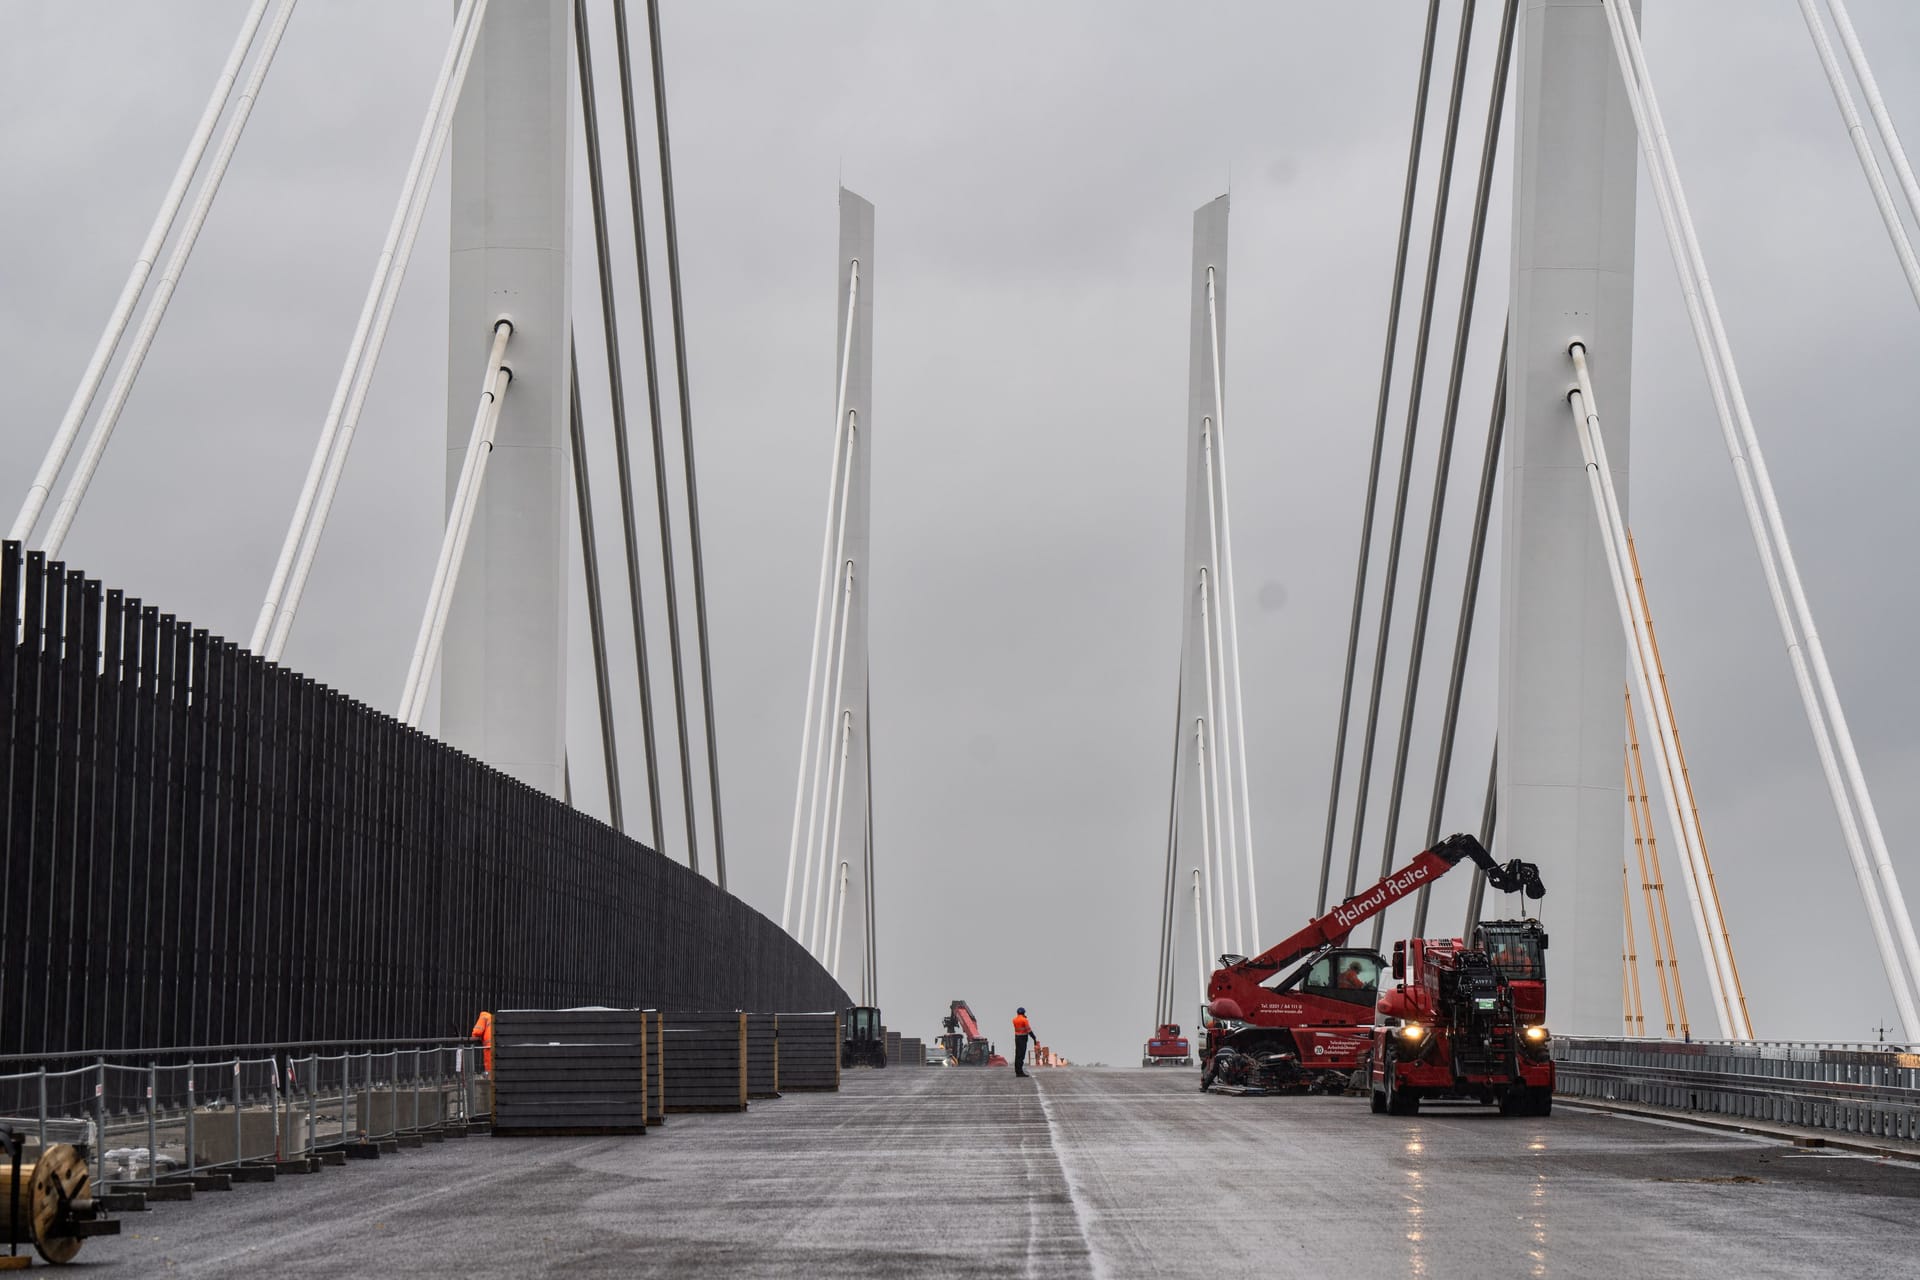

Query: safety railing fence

[0,1038,485,1190]
[1555,1036,1920,1142]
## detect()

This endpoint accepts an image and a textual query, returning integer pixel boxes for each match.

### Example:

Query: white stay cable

[1191,868,1207,1010]
[797,560,855,946]
[403,361,512,728]
[813,713,854,959]
[1794,0,1920,312]
[251,0,485,653]
[265,0,490,661]
[1605,0,1920,1024]
[1199,450,1244,954]
[1565,377,1735,1041]
[1824,0,1920,248]
[397,319,510,720]
[1205,267,1259,944]
[1571,347,1744,1038]
[40,0,299,558]
[1194,721,1222,965]
[782,262,860,931]
[829,859,851,980]
[1198,571,1241,955]
[791,420,860,932]
[10,0,272,544]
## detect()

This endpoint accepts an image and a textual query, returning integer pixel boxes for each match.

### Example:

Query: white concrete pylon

[439,0,570,797]
[1176,196,1256,960]
[790,189,874,983]
[1499,0,1637,1036]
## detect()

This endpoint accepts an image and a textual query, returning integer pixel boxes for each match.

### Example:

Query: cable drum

[0,1142,117,1265]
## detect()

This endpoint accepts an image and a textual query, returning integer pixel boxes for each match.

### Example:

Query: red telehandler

[939,1000,1007,1066]
[1200,833,1543,1094]
[1367,918,1555,1116]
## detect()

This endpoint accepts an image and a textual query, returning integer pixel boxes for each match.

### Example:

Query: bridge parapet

[1555,1036,1920,1143]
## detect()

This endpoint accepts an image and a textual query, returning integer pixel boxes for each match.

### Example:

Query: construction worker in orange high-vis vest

[470,1010,494,1074]
[1012,1008,1034,1078]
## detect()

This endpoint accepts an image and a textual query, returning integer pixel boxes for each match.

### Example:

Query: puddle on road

[1650,1174,1766,1184]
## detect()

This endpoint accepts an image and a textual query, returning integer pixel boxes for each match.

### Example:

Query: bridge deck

[91,1067,1916,1277]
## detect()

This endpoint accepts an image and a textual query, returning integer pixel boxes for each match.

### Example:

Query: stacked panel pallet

[886,1030,903,1067]
[646,1011,665,1126]
[662,1011,748,1113]
[901,1037,925,1066]
[747,1014,780,1099]
[492,1008,647,1136]
[777,1012,842,1091]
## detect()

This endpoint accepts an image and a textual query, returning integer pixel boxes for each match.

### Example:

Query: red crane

[939,1000,1007,1066]
[1201,832,1543,1093]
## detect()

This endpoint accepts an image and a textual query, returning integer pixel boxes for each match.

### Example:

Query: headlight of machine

[1523,1024,1550,1044]
[1397,1022,1428,1044]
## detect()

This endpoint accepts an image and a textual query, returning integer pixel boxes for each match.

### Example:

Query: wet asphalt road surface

[78,1066,1919,1277]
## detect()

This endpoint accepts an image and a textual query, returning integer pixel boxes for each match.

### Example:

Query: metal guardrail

[0,1039,490,1192]
[1555,1036,1920,1143]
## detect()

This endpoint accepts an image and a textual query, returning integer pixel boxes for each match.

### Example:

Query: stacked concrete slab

[886,1030,903,1067]
[492,1008,647,1136]
[662,1012,748,1114]
[777,1012,842,1091]
[747,1014,780,1099]
[901,1037,925,1066]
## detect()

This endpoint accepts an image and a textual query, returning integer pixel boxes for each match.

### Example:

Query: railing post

[36,1068,46,1154]
[94,1059,106,1189]
[186,1062,197,1175]
[306,1054,317,1156]
[232,1058,242,1167]
[146,1063,158,1186]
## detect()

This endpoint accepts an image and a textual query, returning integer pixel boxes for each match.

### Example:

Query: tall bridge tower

[443,0,573,797]
[1502,0,1640,1033]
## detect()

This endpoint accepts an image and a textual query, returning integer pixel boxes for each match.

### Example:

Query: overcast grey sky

[6,2,1920,1064]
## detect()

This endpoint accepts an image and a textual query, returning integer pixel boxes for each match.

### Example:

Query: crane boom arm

[1228,834,1542,978]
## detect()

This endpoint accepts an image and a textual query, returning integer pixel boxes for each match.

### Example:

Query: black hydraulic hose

[1316,0,1445,915]
[613,1,701,876]
[1463,747,1499,930]
[1383,0,1519,944]
[645,0,728,889]
[567,340,625,833]
[1411,336,1507,937]
[576,0,665,850]
[1347,0,1480,919]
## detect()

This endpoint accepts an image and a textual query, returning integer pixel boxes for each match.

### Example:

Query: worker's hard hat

[1017,1007,1026,1014]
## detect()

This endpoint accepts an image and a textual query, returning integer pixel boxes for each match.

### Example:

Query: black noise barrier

[0,541,847,1058]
